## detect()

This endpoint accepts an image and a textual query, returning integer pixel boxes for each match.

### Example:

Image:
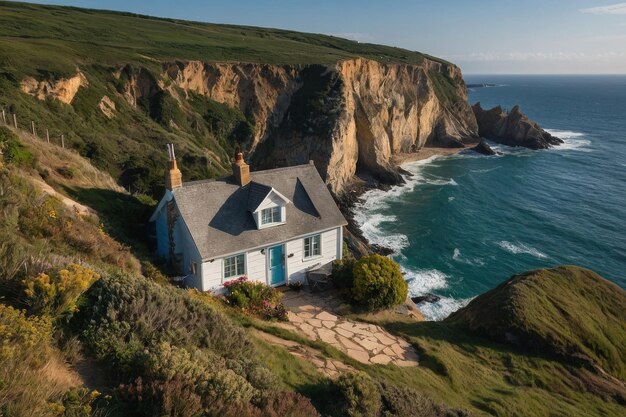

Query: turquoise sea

[354,75,626,320]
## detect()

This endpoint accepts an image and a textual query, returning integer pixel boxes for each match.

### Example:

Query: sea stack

[472,103,563,150]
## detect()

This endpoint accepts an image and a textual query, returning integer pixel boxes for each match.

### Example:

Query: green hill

[0,1,465,197]
[446,266,626,381]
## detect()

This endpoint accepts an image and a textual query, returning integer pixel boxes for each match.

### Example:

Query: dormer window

[261,206,282,225]
[248,181,291,230]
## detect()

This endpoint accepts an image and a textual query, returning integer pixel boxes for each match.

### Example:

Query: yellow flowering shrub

[23,263,100,316]
[0,303,52,364]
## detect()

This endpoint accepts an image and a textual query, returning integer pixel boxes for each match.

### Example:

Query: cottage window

[304,234,321,258]
[261,206,282,225]
[224,254,245,279]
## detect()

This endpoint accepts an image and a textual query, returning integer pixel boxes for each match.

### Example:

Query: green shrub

[335,371,381,417]
[22,263,100,317]
[74,271,254,366]
[352,255,408,311]
[0,126,35,167]
[332,258,356,290]
[378,382,472,417]
[225,276,288,321]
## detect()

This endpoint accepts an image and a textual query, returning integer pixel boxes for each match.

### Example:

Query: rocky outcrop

[472,103,563,150]
[20,71,88,104]
[98,96,116,118]
[471,139,496,155]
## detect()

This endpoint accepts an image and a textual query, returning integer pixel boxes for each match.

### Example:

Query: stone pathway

[251,329,354,378]
[278,291,419,366]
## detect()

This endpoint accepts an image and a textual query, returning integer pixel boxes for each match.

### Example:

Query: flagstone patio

[277,290,419,366]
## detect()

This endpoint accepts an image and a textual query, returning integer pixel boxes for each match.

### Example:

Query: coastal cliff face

[17,58,479,196]
[148,58,476,194]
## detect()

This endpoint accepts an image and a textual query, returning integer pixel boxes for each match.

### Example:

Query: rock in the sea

[471,139,496,155]
[472,103,563,150]
[411,293,441,304]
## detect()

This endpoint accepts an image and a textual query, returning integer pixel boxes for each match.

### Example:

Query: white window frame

[223,253,246,279]
[303,234,322,259]
[260,206,282,225]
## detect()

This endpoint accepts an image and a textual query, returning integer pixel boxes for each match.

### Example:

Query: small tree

[352,254,408,311]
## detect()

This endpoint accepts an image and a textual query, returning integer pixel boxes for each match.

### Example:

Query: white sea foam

[545,129,592,152]
[497,241,547,258]
[448,196,455,202]
[418,296,473,321]
[452,248,485,266]
[353,155,457,255]
[405,268,449,295]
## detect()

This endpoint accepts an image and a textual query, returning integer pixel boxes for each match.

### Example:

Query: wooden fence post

[31,121,36,136]
[61,134,65,148]
[1,109,5,125]
[12,114,17,129]
[46,129,50,143]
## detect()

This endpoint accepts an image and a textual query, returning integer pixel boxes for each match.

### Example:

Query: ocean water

[354,75,626,320]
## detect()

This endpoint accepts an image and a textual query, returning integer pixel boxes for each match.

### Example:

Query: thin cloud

[580,2,626,14]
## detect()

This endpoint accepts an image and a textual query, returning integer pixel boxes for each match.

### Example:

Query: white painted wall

[198,226,343,292]
[285,227,340,284]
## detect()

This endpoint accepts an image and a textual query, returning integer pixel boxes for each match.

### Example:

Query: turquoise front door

[269,245,285,286]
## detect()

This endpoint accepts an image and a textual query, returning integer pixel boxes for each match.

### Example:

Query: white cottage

[149,144,347,292]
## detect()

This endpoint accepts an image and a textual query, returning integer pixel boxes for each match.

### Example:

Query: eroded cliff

[150,58,479,194]
[18,57,479,196]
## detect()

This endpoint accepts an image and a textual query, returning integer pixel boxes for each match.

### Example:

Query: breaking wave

[497,241,547,259]
[546,129,592,152]
[417,296,473,322]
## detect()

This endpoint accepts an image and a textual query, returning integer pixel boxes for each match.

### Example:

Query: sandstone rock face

[20,71,88,104]
[19,59,479,196]
[473,103,563,150]
[156,58,478,195]
[161,61,301,151]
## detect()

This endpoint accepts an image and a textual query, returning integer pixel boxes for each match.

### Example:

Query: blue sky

[21,0,626,74]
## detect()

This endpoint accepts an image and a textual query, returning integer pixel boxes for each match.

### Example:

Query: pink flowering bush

[224,276,287,321]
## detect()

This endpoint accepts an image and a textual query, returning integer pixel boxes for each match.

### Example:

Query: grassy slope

[3,126,625,416]
[0,0,445,79]
[446,266,626,380]
[319,266,625,417]
[0,1,459,197]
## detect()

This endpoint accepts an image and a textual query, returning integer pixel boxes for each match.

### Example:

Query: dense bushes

[72,271,310,415]
[329,373,471,417]
[225,276,288,321]
[76,272,253,363]
[333,255,408,311]
[23,263,99,317]
[335,371,382,417]
[352,254,408,311]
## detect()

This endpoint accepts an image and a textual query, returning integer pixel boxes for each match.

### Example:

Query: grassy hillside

[0,1,461,197]
[446,266,626,380]
[0,1,444,79]
[1,129,625,416]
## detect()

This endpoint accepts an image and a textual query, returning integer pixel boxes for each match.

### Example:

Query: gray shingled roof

[247,181,273,212]
[172,163,347,260]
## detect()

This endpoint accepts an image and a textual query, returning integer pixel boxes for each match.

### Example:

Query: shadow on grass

[65,187,155,257]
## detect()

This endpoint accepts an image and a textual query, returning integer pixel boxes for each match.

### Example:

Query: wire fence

[1,108,67,148]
